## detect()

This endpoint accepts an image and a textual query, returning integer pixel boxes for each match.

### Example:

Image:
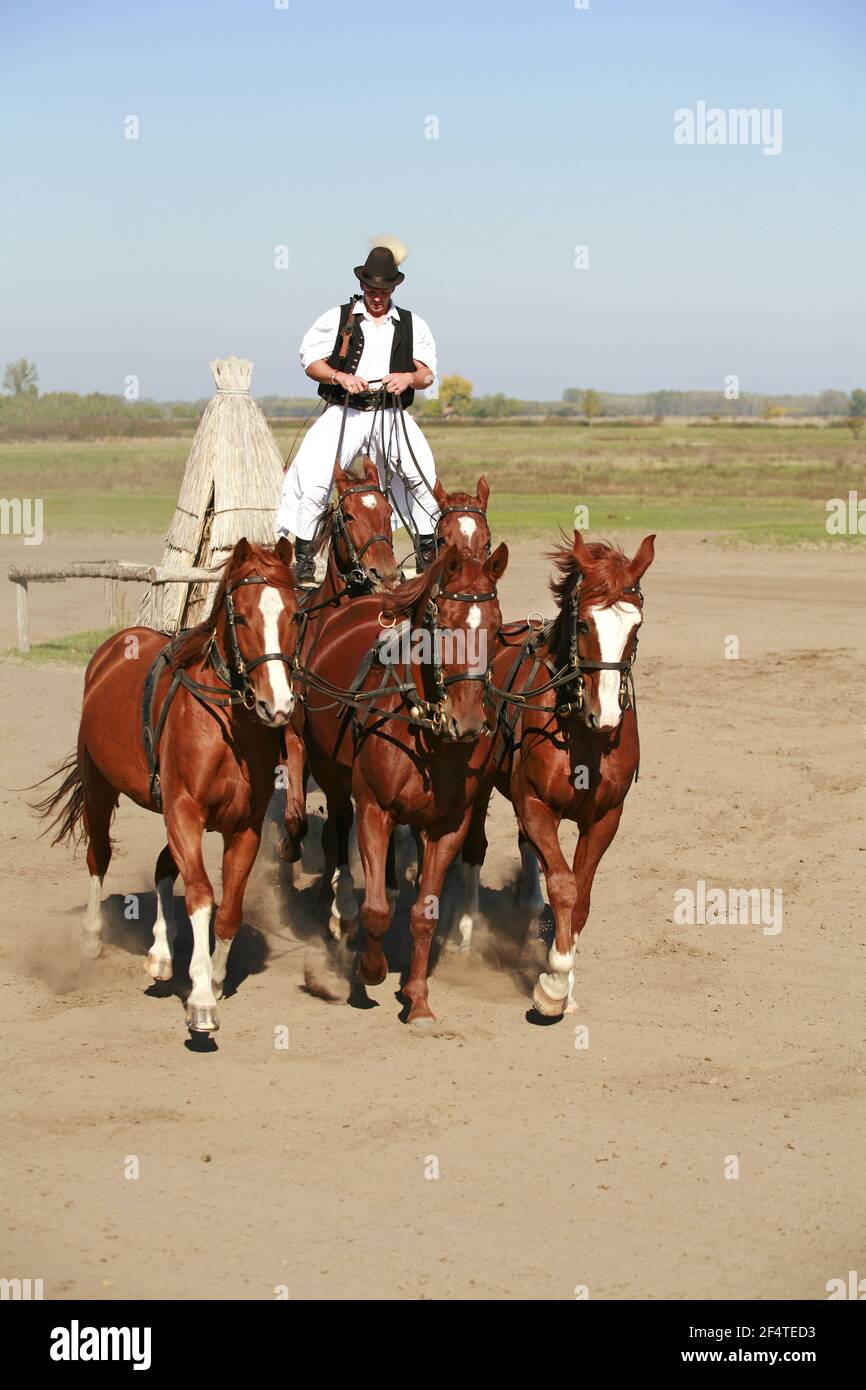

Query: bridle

[292,572,502,740]
[204,574,296,710]
[141,570,297,810]
[406,581,500,734]
[487,574,645,726]
[556,575,644,717]
[434,505,492,556]
[329,481,393,590]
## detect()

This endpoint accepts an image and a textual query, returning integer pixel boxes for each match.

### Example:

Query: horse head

[211,536,301,727]
[322,457,398,593]
[433,475,492,558]
[417,541,509,742]
[551,530,655,733]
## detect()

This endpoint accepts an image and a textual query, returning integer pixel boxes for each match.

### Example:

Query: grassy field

[0,422,862,544]
[4,628,114,666]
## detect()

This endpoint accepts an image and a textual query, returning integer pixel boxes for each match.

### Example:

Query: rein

[330,382,439,559]
[488,575,644,721]
[327,480,392,590]
[141,572,296,809]
[293,578,501,739]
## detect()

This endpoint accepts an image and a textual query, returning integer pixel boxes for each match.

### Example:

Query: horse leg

[456,787,492,952]
[404,819,471,1025]
[165,797,218,1033]
[146,844,179,982]
[386,831,400,916]
[354,799,394,987]
[80,751,117,960]
[517,796,577,1019]
[278,738,308,864]
[517,832,547,921]
[565,804,624,1013]
[411,826,424,881]
[328,808,358,942]
[212,823,263,1000]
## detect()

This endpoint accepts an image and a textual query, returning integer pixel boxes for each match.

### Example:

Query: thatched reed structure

[138,357,284,632]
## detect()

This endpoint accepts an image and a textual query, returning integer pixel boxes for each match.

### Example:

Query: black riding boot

[293,538,317,586]
[415,535,437,572]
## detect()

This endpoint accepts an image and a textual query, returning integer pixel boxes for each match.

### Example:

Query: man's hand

[382,371,415,395]
[334,371,369,395]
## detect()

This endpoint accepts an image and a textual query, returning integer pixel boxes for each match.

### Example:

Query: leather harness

[141,574,295,811]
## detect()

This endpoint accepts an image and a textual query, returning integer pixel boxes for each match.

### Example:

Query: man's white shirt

[299,301,437,384]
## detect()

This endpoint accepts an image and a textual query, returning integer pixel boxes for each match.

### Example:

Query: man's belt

[329,388,392,412]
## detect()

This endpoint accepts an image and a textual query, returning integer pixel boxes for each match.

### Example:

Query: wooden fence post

[104,577,120,630]
[14,579,30,654]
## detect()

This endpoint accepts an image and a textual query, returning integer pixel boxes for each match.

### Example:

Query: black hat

[354,239,406,288]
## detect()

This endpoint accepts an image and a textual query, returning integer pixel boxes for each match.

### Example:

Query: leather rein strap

[141,574,295,810]
[487,576,644,740]
[293,581,501,738]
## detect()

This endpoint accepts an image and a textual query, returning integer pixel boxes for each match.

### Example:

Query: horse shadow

[101,890,269,1004]
[299,826,552,1006]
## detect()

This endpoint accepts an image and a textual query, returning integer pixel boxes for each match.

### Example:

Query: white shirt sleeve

[409,311,437,379]
[299,306,341,370]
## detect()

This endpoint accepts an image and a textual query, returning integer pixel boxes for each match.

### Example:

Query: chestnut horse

[36,538,301,1037]
[460,531,655,1017]
[296,542,509,1023]
[279,456,399,888]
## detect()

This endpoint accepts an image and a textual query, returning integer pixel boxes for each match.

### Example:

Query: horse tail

[31,753,86,848]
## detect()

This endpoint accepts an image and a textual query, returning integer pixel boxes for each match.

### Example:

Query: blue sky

[1,0,864,400]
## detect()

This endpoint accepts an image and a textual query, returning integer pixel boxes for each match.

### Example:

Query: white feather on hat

[369,234,408,266]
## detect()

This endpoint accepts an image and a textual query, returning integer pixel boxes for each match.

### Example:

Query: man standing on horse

[276,236,440,584]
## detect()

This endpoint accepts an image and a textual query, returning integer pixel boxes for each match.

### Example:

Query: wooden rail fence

[6,562,222,655]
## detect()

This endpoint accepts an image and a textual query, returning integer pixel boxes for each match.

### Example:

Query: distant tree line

[1,358,864,439]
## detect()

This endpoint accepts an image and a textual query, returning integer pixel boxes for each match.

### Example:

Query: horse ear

[433,477,447,507]
[232,537,251,564]
[476,475,489,509]
[333,461,349,492]
[484,540,508,581]
[572,530,594,574]
[274,535,294,567]
[629,534,656,582]
[361,455,379,484]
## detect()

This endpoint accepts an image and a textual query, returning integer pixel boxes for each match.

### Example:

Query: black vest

[318,299,415,408]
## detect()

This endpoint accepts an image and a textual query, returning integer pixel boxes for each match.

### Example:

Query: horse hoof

[358,956,387,987]
[187,1005,220,1033]
[81,938,102,960]
[146,955,172,982]
[532,981,567,1018]
[408,1012,436,1031]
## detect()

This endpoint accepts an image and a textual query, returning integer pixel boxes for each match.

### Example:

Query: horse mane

[169,543,296,672]
[310,505,334,559]
[548,533,634,612]
[378,559,444,621]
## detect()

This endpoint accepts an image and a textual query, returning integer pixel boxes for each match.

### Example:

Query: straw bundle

[138,357,284,632]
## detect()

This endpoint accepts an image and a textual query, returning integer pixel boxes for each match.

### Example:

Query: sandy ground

[0,533,864,1302]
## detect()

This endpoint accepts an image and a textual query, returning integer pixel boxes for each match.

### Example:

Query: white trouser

[276,403,439,542]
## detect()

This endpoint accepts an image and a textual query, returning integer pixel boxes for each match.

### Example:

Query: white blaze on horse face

[257,586,293,721]
[590,602,640,729]
[467,604,481,630]
[458,516,476,542]
[361,494,377,509]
